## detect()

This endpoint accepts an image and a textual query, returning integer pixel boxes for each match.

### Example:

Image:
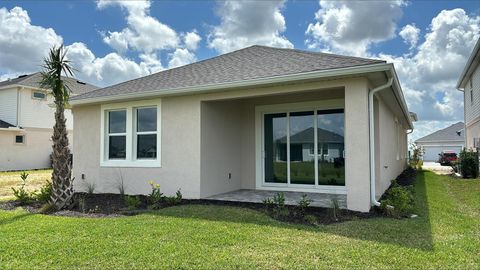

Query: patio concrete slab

[206,189,346,208]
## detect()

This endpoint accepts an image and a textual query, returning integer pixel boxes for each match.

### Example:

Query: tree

[40,45,75,209]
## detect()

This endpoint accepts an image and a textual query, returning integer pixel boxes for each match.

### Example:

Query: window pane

[109,110,126,133]
[15,135,24,143]
[33,92,46,99]
[317,109,345,186]
[289,111,315,185]
[109,136,126,159]
[137,134,157,159]
[264,113,287,183]
[137,107,157,132]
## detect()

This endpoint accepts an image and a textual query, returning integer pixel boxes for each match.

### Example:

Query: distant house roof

[0,72,98,96]
[457,38,480,89]
[279,127,344,144]
[415,122,465,143]
[0,119,15,129]
[72,45,385,101]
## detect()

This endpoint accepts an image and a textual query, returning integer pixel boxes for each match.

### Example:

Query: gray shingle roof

[0,72,98,96]
[279,127,344,144]
[415,122,465,143]
[0,119,15,128]
[72,45,385,101]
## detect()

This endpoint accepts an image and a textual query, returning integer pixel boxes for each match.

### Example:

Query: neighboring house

[415,122,465,162]
[70,45,414,212]
[0,73,98,171]
[457,38,480,149]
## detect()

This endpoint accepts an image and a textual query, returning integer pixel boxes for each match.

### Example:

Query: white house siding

[417,141,464,161]
[0,87,18,125]
[465,63,480,148]
[375,96,408,198]
[18,87,74,130]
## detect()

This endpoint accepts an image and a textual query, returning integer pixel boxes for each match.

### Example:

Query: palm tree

[40,45,75,209]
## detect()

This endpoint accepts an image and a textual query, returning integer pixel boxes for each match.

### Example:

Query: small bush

[304,215,318,225]
[380,180,414,218]
[409,143,423,170]
[39,203,57,214]
[263,192,290,220]
[147,180,164,207]
[124,195,141,210]
[458,149,479,178]
[11,172,35,205]
[35,180,53,204]
[296,194,312,217]
[165,189,182,206]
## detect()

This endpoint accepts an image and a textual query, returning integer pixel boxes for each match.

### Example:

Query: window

[101,99,161,167]
[15,135,25,144]
[33,91,46,100]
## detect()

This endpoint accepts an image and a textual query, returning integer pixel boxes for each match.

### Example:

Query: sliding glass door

[263,108,345,187]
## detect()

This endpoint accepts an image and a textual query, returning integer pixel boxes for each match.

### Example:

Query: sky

[0,0,479,141]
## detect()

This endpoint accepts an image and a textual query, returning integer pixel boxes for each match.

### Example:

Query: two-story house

[0,73,98,171]
[458,38,480,149]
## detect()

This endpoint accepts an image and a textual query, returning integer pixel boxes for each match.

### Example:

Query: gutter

[70,63,392,106]
[368,76,394,207]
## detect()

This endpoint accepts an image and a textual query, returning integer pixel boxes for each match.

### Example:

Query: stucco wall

[0,128,65,171]
[72,96,202,198]
[375,96,407,198]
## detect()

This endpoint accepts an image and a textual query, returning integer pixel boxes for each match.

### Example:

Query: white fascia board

[70,63,392,106]
[386,64,414,130]
[457,38,480,90]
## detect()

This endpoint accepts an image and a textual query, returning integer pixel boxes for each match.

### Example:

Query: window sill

[100,160,161,168]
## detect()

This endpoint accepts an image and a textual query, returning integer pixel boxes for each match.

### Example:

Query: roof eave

[456,38,480,90]
[71,63,390,106]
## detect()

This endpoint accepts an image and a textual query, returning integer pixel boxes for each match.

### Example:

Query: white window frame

[133,106,159,160]
[100,99,161,167]
[14,134,25,145]
[255,99,346,194]
[32,90,47,100]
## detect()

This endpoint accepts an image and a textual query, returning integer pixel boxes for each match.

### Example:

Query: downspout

[369,77,393,207]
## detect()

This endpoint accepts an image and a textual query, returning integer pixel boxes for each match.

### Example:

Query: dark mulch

[395,167,417,186]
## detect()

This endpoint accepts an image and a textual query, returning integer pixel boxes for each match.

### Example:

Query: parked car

[438,151,458,166]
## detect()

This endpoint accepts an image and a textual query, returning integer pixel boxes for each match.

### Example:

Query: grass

[0,171,479,269]
[0,170,52,200]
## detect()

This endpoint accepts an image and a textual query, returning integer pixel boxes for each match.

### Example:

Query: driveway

[422,162,453,175]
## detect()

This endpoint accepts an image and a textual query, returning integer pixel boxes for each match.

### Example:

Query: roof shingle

[415,122,465,143]
[72,45,385,101]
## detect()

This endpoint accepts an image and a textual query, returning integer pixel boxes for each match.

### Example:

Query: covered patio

[206,189,347,208]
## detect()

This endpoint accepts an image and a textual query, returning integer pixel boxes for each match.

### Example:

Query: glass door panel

[289,111,315,185]
[264,113,287,183]
[317,109,345,186]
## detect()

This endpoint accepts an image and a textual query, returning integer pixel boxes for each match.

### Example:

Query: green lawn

[0,171,479,269]
[0,170,52,200]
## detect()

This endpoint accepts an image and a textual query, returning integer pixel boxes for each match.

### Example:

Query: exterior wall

[0,128,70,171]
[375,96,407,198]
[18,87,74,130]
[0,87,18,125]
[465,62,480,147]
[72,96,202,198]
[417,142,464,161]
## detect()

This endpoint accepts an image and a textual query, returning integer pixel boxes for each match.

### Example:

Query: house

[415,122,465,162]
[69,45,414,212]
[0,73,98,171]
[457,38,480,149]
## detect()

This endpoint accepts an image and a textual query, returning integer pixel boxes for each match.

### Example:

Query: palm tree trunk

[50,86,74,209]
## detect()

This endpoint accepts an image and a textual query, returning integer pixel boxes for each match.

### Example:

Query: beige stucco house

[0,73,98,171]
[70,46,414,212]
[457,38,480,149]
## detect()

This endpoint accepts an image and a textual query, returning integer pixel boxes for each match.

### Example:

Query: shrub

[147,180,164,208]
[263,192,290,220]
[124,195,141,210]
[35,180,53,204]
[409,143,423,170]
[11,172,35,205]
[304,215,318,225]
[165,189,182,206]
[458,149,479,178]
[296,194,312,217]
[39,203,57,214]
[380,180,414,218]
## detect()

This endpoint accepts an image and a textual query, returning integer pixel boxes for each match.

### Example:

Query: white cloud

[0,7,63,74]
[306,0,405,56]
[184,31,201,51]
[168,48,196,69]
[399,24,420,49]
[98,0,179,53]
[208,0,293,54]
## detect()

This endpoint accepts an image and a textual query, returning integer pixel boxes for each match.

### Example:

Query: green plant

[304,214,318,225]
[165,189,183,206]
[458,149,479,178]
[39,203,57,214]
[35,180,53,204]
[124,195,141,210]
[330,198,340,222]
[11,172,35,205]
[83,180,96,194]
[147,180,164,207]
[78,196,86,213]
[409,143,423,170]
[263,192,290,220]
[296,194,312,216]
[380,180,414,218]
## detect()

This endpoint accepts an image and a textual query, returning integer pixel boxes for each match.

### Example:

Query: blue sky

[0,0,479,140]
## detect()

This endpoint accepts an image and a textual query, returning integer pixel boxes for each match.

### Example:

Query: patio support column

[344,78,371,212]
